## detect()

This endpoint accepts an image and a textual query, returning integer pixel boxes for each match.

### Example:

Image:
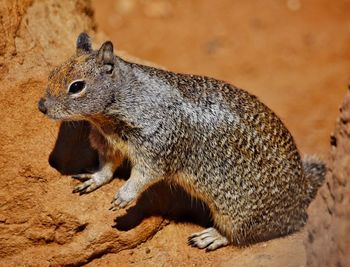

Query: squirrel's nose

[38,98,47,114]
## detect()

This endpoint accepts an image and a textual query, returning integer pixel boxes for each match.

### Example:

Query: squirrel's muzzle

[38,98,47,114]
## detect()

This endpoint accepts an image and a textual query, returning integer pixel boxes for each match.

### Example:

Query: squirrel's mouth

[45,111,83,122]
[38,97,77,121]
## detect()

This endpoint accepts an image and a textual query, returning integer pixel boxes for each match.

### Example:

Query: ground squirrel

[38,33,326,251]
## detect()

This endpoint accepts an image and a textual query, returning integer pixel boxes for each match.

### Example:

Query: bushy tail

[303,155,327,203]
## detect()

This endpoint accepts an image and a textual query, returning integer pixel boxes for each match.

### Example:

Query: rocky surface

[305,89,350,267]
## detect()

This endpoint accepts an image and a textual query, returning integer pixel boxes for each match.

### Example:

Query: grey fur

[38,33,326,250]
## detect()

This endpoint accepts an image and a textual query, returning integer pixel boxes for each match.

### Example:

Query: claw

[109,206,119,212]
[72,179,97,194]
[110,192,133,211]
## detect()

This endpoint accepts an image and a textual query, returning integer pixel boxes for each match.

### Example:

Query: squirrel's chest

[103,133,129,156]
[89,125,129,155]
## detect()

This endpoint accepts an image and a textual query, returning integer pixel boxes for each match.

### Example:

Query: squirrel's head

[38,33,120,122]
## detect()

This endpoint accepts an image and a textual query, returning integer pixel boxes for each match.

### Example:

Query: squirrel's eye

[68,80,86,94]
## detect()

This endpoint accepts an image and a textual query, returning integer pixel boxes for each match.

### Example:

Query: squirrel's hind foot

[188,227,229,251]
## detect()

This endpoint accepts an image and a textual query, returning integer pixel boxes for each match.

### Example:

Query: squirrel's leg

[110,167,160,210]
[188,227,229,251]
[72,153,121,194]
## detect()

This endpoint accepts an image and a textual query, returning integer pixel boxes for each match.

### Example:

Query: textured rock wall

[305,88,350,267]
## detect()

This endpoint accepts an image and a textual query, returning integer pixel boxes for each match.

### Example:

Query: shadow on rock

[49,121,212,230]
[49,121,130,178]
[113,180,212,231]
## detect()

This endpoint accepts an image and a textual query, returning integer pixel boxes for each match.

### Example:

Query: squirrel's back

[122,64,326,244]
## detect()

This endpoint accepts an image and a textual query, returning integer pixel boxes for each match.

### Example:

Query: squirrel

[38,33,326,251]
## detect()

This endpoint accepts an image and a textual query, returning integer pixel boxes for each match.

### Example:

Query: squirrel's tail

[302,155,326,203]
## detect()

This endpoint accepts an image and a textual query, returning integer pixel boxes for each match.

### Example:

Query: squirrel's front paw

[110,185,136,211]
[72,172,112,194]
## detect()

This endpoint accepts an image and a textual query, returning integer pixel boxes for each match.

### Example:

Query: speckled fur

[40,33,326,247]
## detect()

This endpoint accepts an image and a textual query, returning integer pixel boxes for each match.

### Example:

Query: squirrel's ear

[76,32,92,54]
[97,41,115,65]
